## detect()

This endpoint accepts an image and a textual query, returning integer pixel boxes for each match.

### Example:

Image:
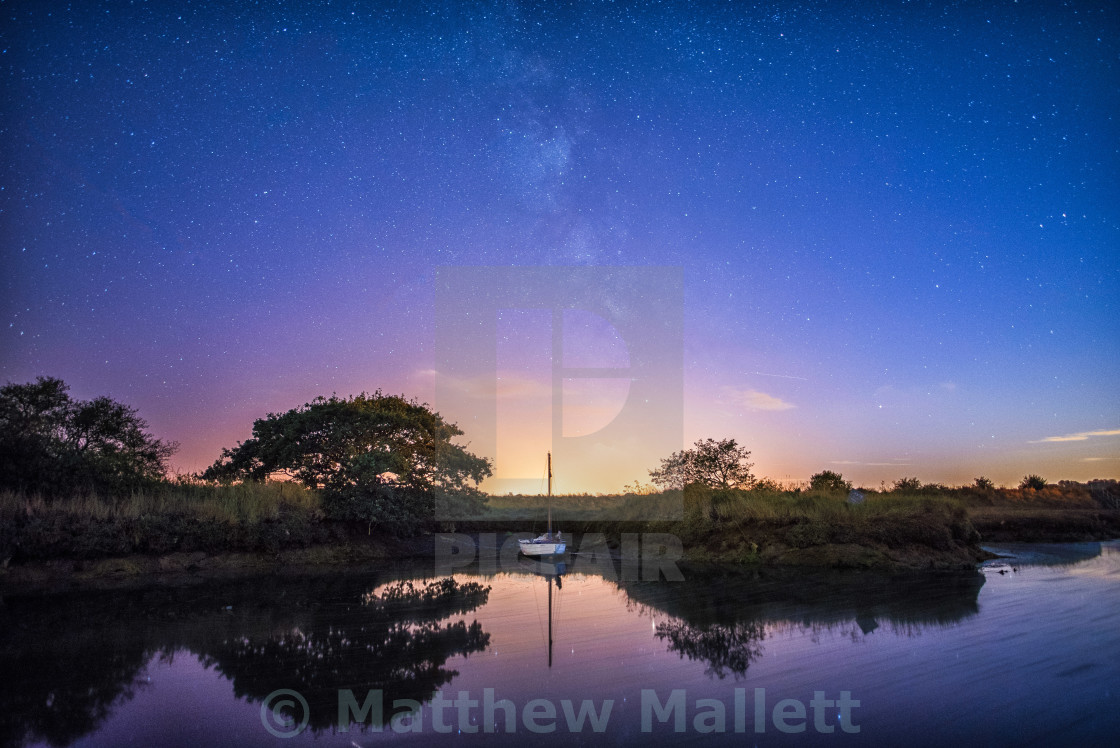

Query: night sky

[2,0,1117,493]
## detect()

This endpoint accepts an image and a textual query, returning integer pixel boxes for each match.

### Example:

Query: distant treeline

[2,377,1117,568]
[493,479,1120,510]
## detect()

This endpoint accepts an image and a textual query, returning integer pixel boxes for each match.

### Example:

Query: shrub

[809,470,852,493]
[750,477,783,493]
[892,477,922,492]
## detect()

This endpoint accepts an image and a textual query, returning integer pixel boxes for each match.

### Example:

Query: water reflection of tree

[655,619,765,679]
[0,637,152,748]
[0,574,491,747]
[201,578,492,732]
[623,566,985,680]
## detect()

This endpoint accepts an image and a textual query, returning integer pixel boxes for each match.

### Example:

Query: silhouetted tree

[649,437,755,490]
[202,392,490,531]
[892,477,922,492]
[809,470,852,493]
[0,377,176,497]
[751,476,783,493]
[1020,474,1047,490]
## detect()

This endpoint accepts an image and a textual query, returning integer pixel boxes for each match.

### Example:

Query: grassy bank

[467,487,988,570]
[953,480,1120,541]
[3,480,1118,587]
[966,506,1120,542]
[0,483,342,563]
[469,482,1120,568]
[678,488,985,568]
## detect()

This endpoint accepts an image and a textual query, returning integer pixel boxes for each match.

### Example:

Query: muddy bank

[681,535,991,571]
[0,537,439,595]
[969,508,1120,543]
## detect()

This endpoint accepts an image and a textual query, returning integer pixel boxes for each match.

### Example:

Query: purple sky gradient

[2,1,1117,491]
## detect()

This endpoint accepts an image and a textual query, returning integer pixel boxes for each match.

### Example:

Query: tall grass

[656,487,980,565]
[482,492,659,521]
[470,486,975,560]
[478,488,967,524]
[710,490,964,524]
[0,482,329,562]
[0,481,319,524]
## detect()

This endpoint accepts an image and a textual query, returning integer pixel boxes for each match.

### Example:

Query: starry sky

[2,0,1118,493]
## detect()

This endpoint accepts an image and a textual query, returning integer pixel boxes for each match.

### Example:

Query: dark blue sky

[2,0,1117,490]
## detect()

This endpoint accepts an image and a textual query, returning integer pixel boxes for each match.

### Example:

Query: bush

[809,470,852,493]
[892,477,922,492]
[750,477,783,493]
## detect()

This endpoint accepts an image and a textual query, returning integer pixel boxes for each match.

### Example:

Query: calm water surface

[3,541,1118,747]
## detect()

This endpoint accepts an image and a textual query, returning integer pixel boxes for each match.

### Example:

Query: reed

[0,481,319,524]
[0,482,328,562]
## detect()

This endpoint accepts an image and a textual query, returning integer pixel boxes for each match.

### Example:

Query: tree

[892,477,922,492]
[202,391,491,531]
[809,470,852,493]
[1020,474,1046,490]
[751,476,783,493]
[649,438,755,490]
[0,376,177,496]
[973,476,994,491]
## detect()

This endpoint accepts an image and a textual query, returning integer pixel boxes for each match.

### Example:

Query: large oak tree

[202,392,491,531]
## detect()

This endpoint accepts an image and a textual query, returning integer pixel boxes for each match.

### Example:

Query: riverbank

[0,539,418,594]
[968,506,1120,542]
[0,525,985,595]
[3,485,1118,592]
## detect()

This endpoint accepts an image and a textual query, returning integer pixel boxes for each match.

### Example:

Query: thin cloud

[751,371,808,381]
[728,388,795,412]
[494,374,552,400]
[417,369,551,400]
[1032,429,1120,444]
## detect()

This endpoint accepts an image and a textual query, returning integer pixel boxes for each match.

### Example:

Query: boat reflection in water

[518,557,567,668]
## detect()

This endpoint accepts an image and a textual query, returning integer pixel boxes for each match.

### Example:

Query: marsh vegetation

[2,378,1117,577]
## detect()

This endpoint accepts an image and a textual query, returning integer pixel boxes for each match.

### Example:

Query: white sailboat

[518,452,566,557]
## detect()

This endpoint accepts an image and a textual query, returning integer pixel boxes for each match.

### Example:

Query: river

[3,540,1118,747]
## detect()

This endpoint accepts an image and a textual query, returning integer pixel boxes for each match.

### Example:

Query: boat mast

[547,575,553,668]
[547,451,552,538]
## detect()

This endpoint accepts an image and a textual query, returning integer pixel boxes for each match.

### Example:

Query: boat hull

[519,540,566,556]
